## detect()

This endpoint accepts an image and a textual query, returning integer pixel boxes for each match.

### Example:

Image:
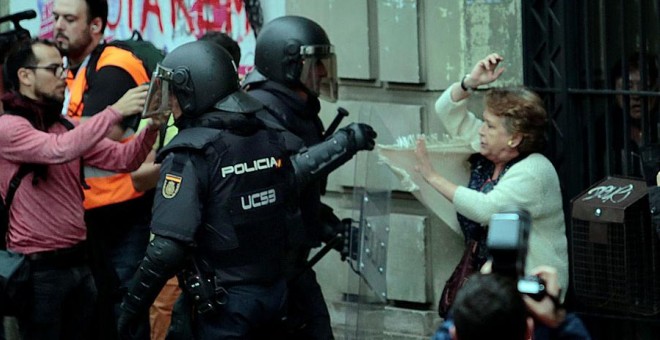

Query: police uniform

[151,112,291,338]
[245,74,335,340]
[242,15,352,340]
[119,40,376,340]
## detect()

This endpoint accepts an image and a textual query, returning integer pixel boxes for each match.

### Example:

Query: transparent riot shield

[329,98,475,338]
[343,108,394,339]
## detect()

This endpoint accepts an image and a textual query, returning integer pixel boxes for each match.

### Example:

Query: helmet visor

[142,64,173,118]
[299,45,338,103]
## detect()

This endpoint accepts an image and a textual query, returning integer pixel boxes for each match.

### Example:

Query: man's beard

[58,32,93,61]
[35,87,64,119]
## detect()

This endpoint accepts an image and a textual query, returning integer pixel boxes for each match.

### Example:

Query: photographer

[432,209,590,340]
[431,266,591,340]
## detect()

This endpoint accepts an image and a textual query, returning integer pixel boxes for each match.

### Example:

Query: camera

[517,275,546,301]
[487,207,547,300]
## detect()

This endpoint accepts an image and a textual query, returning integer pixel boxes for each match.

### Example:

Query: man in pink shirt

[0,38,159,340]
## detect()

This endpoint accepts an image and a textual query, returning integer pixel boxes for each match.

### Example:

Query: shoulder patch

[162,174,182,199]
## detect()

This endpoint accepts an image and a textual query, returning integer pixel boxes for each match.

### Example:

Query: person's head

[153,40,261,128]
[478,87,548,164]
[254,15,337,102]
[199,31,241,66]
[53,0,107,64]
[4,38,67,103]
[450,273,531,340]
[613,52,659,120]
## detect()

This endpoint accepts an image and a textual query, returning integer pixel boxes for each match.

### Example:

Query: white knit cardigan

[435,89,569,299]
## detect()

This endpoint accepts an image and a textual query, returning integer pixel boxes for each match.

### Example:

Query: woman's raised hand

[464,53,505,88]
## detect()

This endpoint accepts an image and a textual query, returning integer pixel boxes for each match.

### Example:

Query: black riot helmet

[255,15,338,102]
[144,40,262,121]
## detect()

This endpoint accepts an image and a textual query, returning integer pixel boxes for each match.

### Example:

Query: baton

[288,233,344,283]
[323,107,349,138]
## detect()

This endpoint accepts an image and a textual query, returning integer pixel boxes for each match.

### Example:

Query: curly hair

[485,87,548,155]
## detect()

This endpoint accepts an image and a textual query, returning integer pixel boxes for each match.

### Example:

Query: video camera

[487,207,546,301]
[0,10,36,62]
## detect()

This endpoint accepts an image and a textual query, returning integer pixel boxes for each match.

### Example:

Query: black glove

[341,218,361,262]
[117,236,187,339]
[341,122,377,151]
[322,218,359,261]
[117,292,156,340]
[319,205,351,261]
[321,218,348,256]
[117,304,140,340]
[320,204,342,239]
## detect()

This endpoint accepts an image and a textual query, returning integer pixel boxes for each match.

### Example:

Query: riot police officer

[117,40,375,339]
[243,15,363,339]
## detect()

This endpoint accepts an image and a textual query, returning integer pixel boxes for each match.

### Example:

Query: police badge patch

[162,174,182,199]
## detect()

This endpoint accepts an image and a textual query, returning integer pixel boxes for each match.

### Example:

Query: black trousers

[277,246,334,340]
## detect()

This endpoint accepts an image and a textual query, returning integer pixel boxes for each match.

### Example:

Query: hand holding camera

[487,209,566,329]
[522,266,566,329]
[517,275,546,301]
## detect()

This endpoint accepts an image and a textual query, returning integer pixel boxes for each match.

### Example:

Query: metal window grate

[523,0,660,201]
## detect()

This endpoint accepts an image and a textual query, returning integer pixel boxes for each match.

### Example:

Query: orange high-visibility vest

[65,45,150,210]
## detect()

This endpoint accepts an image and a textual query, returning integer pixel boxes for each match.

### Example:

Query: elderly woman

[415,53,569,305]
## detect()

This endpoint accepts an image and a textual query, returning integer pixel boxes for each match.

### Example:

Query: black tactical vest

[248,88,326,248]
[160,123,292,284]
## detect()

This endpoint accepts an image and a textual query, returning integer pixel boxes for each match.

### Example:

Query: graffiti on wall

[36,0,258,75]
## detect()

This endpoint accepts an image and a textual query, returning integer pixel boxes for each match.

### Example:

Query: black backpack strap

[57,117,75,130]
[58,117,90,189]
[82,44,106,106]
[4,165,33,208]
[1,165,33,250]
[0,119,83,209]
[130,30,144,41]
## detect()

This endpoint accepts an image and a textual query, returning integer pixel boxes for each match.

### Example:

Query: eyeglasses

[25,64,68,78]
